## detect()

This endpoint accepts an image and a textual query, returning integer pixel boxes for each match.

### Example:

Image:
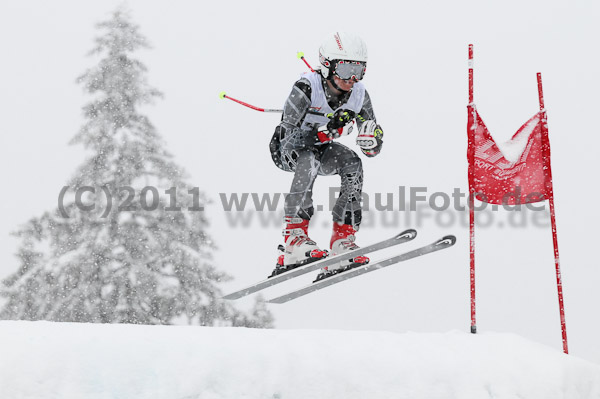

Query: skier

[269,32,384,282]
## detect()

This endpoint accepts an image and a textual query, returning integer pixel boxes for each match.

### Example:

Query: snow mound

[0,321,599,399]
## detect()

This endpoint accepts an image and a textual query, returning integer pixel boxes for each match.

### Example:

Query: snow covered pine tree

[0,7,273,328]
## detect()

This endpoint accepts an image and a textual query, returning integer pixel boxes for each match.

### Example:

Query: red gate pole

[468,44,477,334]
[469,45,474,104]
[537,73,569,354]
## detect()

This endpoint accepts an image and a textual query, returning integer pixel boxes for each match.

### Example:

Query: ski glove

[327,109,356,132]
[356,120,384,157]
[317,109,357,143]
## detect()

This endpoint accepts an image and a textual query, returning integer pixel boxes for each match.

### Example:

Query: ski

[266,235,456,304]
[222,229,417,300]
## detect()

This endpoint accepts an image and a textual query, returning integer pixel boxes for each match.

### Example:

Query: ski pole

[220,51,365,120]
[219,91,326,116]
[297,52,315,72]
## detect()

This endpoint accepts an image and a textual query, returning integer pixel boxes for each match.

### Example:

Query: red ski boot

[269,217,328,278]
[314,223,369,282]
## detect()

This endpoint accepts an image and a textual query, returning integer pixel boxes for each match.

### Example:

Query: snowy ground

[1,0,600,378]
[0,321,599,399]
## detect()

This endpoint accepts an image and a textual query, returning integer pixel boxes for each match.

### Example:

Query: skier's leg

[314,143,368,281]
[271,150,327,275]
[283,149,320,221]
[318,143,364,229]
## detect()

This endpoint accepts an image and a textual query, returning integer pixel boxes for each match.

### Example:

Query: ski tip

[396,229,417,240]
[438,235,457,246]
[222,291,244,300]
[296,51,305,59]
[218,91,227,99]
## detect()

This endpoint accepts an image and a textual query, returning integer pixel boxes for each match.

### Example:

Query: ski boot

[269,217,328,278]
[314,223,369,282]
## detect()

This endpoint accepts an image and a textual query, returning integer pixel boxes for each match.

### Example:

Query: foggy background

[1,1,598,363]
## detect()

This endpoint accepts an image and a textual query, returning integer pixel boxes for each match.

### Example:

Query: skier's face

[333,75,357,91]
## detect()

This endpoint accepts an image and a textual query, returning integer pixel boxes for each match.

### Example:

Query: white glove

[356,120,382,150]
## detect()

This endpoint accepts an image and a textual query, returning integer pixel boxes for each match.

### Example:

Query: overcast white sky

[1,1,599,364]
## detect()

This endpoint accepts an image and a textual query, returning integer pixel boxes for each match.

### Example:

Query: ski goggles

[333,60,366,81]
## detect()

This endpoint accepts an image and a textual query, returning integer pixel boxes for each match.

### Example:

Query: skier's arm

[356,90,384,157]
[357,90,377,128]
[270,78,325,160]
[270,79,318,168]
[282,79,312,126]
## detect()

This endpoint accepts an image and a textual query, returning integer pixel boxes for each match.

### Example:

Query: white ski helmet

[318,32,368,80]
